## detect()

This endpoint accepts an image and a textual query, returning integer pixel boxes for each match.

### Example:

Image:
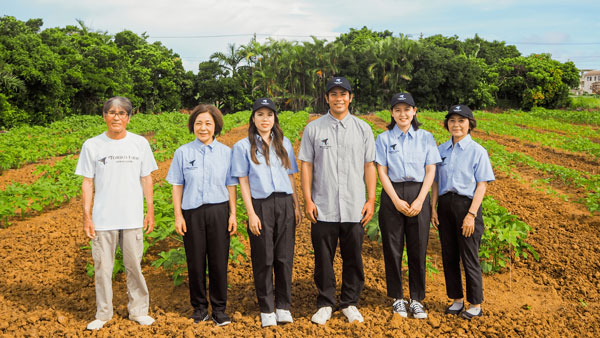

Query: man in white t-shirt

[75,96,158,330]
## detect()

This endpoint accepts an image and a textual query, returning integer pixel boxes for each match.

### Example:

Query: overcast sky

[4,0,600,73]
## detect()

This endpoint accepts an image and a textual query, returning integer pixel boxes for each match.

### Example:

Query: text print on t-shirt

[98,155,140,165]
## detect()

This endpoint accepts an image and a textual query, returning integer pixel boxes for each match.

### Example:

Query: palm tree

[210,43,244,78]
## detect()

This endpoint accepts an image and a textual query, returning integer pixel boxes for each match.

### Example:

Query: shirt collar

[193,138,216,151]
[326,110,351,128]
[254,132,274,144]
[445,134,473,150]
[391,124,415,139]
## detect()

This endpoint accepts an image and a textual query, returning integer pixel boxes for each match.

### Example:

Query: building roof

[583,70,600,76]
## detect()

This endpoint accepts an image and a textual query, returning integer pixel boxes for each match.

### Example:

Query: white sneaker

[341,305,364,323]
[409,300,428,319]
[275,309,293,323]
[129,315,155,326]
[392,299,408,317]
[86,319,107,330]
[261,312,277,327]
[311,306,332,325]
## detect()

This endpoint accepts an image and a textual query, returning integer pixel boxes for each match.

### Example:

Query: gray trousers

[91,228,149,320]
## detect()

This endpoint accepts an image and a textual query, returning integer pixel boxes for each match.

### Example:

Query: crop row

[477,110,600,139]
[527,107,600,126]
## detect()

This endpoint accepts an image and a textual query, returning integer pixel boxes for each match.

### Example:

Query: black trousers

[379,181,431,302]
[311,221,364,309]
[248,193,296,313]
[437,192,484,304]
[182,202,230,313]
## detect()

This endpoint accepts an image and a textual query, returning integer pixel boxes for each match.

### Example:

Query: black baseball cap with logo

[252,98,277,114]
[325,77,352,94]
[445,104,474,119]
[390,93,416,109]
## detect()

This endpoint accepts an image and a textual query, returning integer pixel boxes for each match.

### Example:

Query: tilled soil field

[1,116,599,337]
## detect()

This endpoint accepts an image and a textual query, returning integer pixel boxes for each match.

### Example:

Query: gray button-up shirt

[298,112,375,223]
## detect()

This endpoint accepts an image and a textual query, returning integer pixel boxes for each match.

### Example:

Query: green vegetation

[480,196,539,274]
[1,17,579,129]
[570,95,600,110]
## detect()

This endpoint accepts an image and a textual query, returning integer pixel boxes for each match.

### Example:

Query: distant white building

[578,70,600,95]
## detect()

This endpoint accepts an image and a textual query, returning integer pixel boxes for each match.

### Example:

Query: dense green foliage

[0,17,581,129]
[0,16,196,129]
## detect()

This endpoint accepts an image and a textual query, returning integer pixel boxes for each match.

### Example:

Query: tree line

[0,17,579,129]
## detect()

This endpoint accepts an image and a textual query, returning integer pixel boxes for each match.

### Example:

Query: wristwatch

[468,211,476,217]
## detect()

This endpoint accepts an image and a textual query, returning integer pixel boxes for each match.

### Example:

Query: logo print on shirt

[390,143,399,153]
[320,138,331,149]
[189,160,195,166]
[98,157,107,165]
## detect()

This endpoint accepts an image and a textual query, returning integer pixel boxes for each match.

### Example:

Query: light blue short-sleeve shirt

[231,135,299,199]
[298,112,376,223]
[375,125,441,182]
[435,134,495,199]
[166,139,238,210]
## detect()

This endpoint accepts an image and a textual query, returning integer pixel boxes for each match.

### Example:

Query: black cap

[390,93,416,109]
[445,104,473,119]
[252,98,277,114]
[325,77,352,93]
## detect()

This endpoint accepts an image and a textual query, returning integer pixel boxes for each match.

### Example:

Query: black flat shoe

[445,302,464,315]
[461,308,483,320]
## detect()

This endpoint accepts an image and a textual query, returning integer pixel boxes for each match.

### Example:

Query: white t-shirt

[75,131,158,230]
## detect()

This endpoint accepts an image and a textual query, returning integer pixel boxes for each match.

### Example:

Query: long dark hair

[248,110,291,169]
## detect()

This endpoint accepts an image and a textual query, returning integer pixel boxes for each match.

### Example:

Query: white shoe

[275,309,293,323]
[311,306,332,325]
[86,319,107,330]
[129,315,155,326]
[408,300,428,319]
[342,305,364,323]
[392,299,408,317]
[260,312,277,327]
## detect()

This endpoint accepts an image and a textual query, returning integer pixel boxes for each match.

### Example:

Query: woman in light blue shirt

[431,104,495,320]
[375,93,441,319]
[166,104,238,326]
[231,98,301,327]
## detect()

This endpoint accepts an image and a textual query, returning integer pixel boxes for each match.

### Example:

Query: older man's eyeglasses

[105,111,129,118]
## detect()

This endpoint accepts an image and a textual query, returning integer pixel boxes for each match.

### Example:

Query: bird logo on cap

[335,78,342,83]
[262,99,268,104]
[399,95,405,99]
[453,106,462,112]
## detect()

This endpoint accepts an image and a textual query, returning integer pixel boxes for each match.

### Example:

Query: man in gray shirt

[298,77,376,325]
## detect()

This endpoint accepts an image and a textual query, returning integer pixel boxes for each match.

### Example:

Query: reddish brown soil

[0,155,72,190]
[471,129,600,175]
[1,116,599,337]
